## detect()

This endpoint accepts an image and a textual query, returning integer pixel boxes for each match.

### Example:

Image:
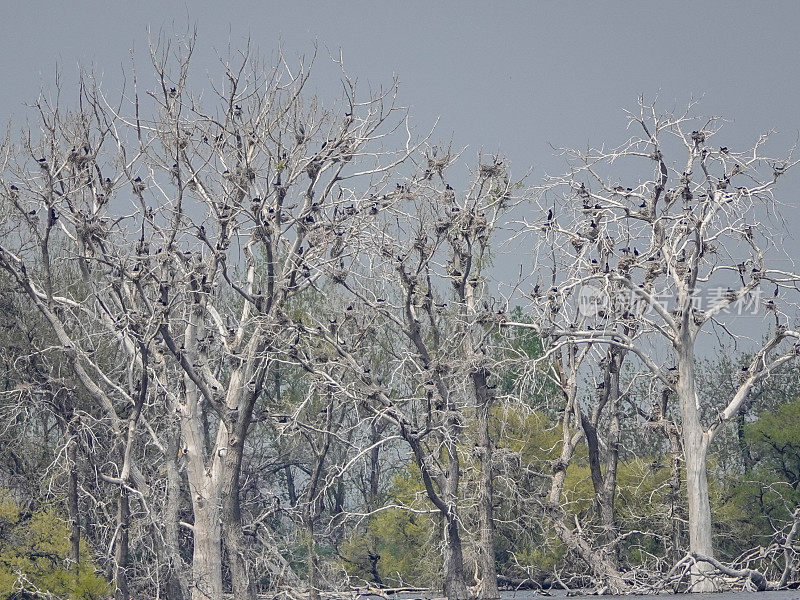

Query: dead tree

[527,99,800,591]
[0,31,422,600]
[297,149,527,599]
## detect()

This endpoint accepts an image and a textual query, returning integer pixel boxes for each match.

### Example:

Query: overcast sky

[2,0,799,348]
[3,1,798,170]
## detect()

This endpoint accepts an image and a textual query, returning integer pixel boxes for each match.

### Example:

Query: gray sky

[2,1,798,172]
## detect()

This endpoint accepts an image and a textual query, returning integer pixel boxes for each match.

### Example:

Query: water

[379,592,800,600]
[498,593,800,600]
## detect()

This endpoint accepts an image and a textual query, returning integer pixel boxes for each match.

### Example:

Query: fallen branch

[691,552,771,591]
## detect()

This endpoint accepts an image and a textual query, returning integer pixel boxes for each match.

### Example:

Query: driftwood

[780,507,800,588]
[690,552,771,591]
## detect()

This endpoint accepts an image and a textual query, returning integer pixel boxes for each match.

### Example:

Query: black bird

[774,285,779,297]
[547,208,553,221]
[691,130,705,144]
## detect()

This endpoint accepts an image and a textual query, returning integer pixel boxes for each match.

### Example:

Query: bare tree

[6,34,800,598]
[294,148,527,599]
[520,99,800,590]
[0,30,422,600]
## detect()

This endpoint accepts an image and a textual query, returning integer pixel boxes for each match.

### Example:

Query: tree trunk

[442,512,470,600]
[285,465,298,506]
[547,508,628,593]
[677,349,716,592]
[599,364,621,558]
[407,428,469,599]
[472,370,499,600]
[779,507,800,588]
[367,422,382,509]
[164,435,189,600]
[441,411,470,600]
[463,270,499,599]
[306,518,320,600]
[549,363,626,592]
[582,412,620,566]
[666,419,684,562]
[736,403,753,472]
[66,423,81,591]
[180,353,224,600]
[221,424,257,600]
[114,490,130,600]
[191,497,223,600]
[183,405,223,600]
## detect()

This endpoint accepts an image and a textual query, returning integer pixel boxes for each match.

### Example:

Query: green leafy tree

[0,490,108,599]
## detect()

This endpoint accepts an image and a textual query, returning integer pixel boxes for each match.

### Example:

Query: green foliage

[497,307,547,396]
[0,490,109,600]
[712,399,800,559]
[339,466,439,587]
[511,540,566,575]
[341,390,800,585]
[746,399,800,489]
